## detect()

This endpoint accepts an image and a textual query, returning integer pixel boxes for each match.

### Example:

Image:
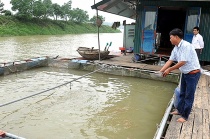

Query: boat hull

[77,47,110,60]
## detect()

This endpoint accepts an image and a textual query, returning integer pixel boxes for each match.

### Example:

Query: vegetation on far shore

[0,16,120,37]
[0,0,120,37]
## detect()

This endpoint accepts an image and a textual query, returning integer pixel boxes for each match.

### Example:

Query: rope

[0,65,108,108]
[0,63,179,108]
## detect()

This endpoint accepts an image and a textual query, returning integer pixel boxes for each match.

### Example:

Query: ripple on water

[0,67,176,139]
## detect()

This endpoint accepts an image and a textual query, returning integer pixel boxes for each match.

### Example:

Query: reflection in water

[0,67,176,139]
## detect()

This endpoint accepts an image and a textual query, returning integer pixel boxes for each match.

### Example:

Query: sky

[1,0,135,24]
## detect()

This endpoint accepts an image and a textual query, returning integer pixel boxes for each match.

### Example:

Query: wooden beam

[91,0,111,9]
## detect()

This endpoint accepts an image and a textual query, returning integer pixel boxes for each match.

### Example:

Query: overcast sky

[1,0,134,23]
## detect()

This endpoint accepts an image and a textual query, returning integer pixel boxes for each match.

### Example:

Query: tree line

[0,0,105,24]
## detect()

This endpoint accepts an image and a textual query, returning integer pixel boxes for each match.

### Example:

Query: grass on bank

[0,16,121,37]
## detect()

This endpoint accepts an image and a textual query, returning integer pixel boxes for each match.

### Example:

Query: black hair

[193,26,200,32]
[169,28,183,39]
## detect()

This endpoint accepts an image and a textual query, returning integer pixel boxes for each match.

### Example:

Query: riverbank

[0,16,120,37]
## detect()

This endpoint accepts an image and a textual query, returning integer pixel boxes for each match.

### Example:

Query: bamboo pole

[94,0,101,61]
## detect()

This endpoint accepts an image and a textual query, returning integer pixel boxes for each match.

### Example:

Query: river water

[0,33,177,139]
[0,33,122,63]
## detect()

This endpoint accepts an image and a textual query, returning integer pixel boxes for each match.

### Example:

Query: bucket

[119,47,126,50]
[134,54,140,61]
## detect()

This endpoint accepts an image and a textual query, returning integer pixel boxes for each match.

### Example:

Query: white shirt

[191,33,204,49]
[170,40,200,74]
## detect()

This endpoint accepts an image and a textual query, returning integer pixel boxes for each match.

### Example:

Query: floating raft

[0,57,48,76]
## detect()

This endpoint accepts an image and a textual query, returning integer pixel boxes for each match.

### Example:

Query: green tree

[43,0,53,19]
[33,0,45,18]
[0,0,4,15]
[61,0,72,21]
[4,10,12,16]
[69,8,89,23]
[52,3,62,20]
[90,15,105,25]
[10,0,34,19]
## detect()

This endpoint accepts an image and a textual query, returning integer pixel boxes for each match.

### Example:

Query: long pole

[94,0,101,61]
[124,23,126,55]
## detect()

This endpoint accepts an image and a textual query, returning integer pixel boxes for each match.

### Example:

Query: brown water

[0,34,176,139]
[0,33,122,63]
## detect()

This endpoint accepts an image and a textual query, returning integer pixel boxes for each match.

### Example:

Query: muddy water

[0,33,123,63]
[0,34,177,138]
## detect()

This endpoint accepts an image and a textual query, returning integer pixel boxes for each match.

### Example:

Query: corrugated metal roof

[91,0,136,19]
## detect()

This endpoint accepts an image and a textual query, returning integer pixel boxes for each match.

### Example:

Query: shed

[92,0,210,62]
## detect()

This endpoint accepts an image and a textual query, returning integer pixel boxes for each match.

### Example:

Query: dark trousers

[177,72,201,120]
[195,49,201,59]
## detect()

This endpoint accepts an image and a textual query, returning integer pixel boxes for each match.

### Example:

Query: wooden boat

[77,47,110,60]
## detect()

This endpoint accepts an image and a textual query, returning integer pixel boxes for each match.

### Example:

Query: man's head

[169,28,183,46]
[193,26,200,35]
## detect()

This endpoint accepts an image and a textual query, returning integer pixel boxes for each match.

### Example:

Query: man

[160,28,201,123]
[192,26,204,59]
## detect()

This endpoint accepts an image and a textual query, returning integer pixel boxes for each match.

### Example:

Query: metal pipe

[5,132,26,139]
[153,97,174,139]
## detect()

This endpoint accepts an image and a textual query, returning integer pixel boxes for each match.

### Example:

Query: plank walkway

[164,74,210,139]
[97,53,180,74]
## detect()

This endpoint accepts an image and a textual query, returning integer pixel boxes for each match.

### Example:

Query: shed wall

[199,7,210,61]
[134,1,210,61]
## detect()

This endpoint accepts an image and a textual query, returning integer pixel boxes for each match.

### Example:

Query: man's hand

[162,68,171,77]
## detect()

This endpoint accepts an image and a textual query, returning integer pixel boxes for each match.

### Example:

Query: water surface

[0,34,176,138]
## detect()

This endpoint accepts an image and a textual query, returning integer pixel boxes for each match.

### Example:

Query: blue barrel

[174,87,180,108]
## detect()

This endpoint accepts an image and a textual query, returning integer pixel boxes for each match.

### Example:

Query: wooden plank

[164,115,182,139]
[164,75,210,139]
[192,108,203,139]
[208,75,210,88]
[203,109,210,139]
[193,89,199,108]
[199,75,206,87]
[194,88,202,108]
[202,86,209,110]
[179,111,195,139]
[208,87,210,106]
[200,75,206,89]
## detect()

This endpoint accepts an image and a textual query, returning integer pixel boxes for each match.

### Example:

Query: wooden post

[94,0,101,61]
